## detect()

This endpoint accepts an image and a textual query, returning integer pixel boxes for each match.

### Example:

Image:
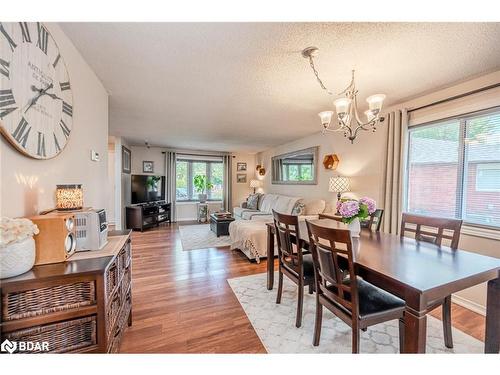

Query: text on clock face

[0,22,73,159]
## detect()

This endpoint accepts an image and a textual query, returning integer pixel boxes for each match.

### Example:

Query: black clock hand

[24,83,54,113]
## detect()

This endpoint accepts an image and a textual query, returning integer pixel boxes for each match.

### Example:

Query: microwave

[74,208,108,251]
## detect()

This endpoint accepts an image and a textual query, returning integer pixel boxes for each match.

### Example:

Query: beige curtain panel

[382,109,408,234]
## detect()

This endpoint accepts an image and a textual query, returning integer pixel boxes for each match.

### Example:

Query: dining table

[265,218,500,354]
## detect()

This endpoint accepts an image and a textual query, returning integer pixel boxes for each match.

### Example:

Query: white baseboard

[451,294,486,316]
[176,217,198,222]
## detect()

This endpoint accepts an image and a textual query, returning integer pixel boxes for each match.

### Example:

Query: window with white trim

[406,109,500,228]
[175,158,224,201]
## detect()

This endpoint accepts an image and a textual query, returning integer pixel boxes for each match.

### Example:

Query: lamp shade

[56,184,83,211]
[249,179,261,188]
[333,97,352,115]
[318,111,333,127]
[329,177,350,193]
[366,94,386,112]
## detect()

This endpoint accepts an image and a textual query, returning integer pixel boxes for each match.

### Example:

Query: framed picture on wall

[143,161,154,173]
[236,173,247,183]
[122,146,131,174]
[237,162,247,171]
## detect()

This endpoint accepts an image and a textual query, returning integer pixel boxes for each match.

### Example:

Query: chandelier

[302,46,386,143]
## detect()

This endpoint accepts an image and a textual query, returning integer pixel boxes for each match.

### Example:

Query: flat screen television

[131,175,165,204]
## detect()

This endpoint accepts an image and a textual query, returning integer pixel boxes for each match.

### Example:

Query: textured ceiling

[60,22,500,153]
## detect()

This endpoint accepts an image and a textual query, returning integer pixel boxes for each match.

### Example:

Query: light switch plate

[91,150,100,162]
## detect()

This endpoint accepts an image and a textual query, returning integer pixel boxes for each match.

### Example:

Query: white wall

[0,23,109,218]
[256,129,386,209]
[232,152,257,207]
[106,143,116,224]
[256,70,500,313]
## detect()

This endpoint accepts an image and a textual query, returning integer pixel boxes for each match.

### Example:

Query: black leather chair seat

[302,254,315,277]
[283,253,315,278]
[327,277,405,318]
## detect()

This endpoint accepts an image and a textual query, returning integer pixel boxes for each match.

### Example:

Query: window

[406,109,500,228]
[281,158,314,182]
[175,158,224,201]
[476,163,500,192]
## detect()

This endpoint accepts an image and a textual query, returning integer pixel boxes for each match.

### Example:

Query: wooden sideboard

[0,230,132,353]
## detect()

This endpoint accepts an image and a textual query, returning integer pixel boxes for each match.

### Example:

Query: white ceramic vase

[348,217,361,237]
[0,236,36,279]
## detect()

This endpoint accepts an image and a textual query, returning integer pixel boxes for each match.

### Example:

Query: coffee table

[209,214,235,237]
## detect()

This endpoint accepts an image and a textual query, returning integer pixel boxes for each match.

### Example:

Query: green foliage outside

[413,115,498,142]
[193,175,214,194]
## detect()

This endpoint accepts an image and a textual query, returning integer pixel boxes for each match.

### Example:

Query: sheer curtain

[165,151,177,222]
[222,154,232,212]
[382,109,408,234]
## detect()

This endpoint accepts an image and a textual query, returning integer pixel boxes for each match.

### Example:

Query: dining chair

[360,209,384,232]
[306,220,406,353]
[400,212,463,348]
[272,210,315,328]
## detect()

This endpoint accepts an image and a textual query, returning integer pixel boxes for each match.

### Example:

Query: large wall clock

[0,22,73,159]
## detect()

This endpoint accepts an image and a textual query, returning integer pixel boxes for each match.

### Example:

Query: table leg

[485,277,500,353]
[266,224,275,290]
[403,307,427,353]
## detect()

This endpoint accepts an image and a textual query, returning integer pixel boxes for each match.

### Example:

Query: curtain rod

[161,151,233,157]
[407,82,500,113]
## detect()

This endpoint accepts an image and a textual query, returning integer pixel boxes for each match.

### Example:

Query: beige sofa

[230,194,330,262]
[233,194,302,221]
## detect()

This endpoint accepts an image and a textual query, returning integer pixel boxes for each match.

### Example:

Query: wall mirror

[271,146,319,185]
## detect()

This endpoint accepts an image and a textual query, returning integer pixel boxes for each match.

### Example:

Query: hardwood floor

[119,222,486,353]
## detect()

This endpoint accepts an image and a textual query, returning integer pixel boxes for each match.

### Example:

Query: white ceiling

[60,22,500,153]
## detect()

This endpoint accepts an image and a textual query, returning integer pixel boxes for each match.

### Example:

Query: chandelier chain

[308,56,334,96]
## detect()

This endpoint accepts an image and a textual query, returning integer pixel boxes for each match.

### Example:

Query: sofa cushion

[304,199,326,215]
[241,211,272,220]
[259,194,279,213]
[272,196,301,214]
[233,207,258,218]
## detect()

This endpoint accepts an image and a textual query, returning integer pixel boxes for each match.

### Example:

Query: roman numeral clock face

[0,22,73,159]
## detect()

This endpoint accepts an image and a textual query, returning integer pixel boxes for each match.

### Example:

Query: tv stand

[126,201,171,231]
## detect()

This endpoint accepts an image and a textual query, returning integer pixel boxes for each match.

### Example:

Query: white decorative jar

[0,236,36,279]
[348,217,361,237]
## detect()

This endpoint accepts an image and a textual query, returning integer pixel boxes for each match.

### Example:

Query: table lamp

[56,184,83,211]
[329,176,350,213]
[249,179,261,194]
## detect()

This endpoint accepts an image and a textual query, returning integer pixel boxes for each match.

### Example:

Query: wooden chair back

[272,210,304,278]
[361,209,384,232]
[401,213,462,249]
[306,220,359,317]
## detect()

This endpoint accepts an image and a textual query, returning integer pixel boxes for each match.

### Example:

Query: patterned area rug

[179,224,231,251]
[227,272,484,353]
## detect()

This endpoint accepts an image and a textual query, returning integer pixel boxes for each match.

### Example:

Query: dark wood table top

[267,219,500,294]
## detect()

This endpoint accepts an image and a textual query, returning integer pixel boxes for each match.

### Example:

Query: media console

[126,201,171,231]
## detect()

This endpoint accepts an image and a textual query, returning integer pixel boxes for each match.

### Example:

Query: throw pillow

[247,193,261,210]
[291,201,306,216]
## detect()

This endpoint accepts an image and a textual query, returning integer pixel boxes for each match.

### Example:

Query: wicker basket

[106,260,118,298]
[2,281,96,321]
[4,315,97,353]
[106,289,122,339]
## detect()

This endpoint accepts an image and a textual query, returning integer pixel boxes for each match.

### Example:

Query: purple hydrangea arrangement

[337,197,376,224]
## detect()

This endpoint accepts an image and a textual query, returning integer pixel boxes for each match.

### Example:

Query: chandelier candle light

[302,46,386,143]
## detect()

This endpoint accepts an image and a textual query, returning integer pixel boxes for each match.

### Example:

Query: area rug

[227,272,484,354]
[179,224,231,251]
